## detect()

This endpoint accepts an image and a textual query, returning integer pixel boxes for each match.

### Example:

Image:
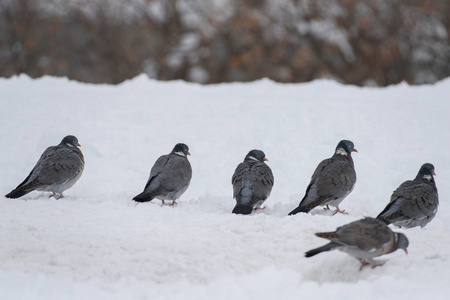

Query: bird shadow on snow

[303,256,391,283]
[268,200,335,218]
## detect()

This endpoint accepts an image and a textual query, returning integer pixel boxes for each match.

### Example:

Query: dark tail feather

[132,192,154,203]
[288,205,311,216]
[5,187,32,199]
[376,214,391,225]
[232,205,253,215]
[305,243,335,258]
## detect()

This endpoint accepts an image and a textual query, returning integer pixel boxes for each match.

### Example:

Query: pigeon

[289,140,357,215]
[377,163,438,228]
[5,135,85,199]
[133,143,192,205]
[231,149,274,215]
[305,217,409,270]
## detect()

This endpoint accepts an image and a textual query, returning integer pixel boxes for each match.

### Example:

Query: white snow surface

[1,75,450,299]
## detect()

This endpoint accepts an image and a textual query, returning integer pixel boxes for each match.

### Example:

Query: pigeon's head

[417,163,436,181]
[335,140,358,156]
[245,149,268,163]
[395,232,409,254]
[171,143,190,158]
[61,135,81,148]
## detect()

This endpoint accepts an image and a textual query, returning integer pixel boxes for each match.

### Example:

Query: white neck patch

[174,151,186,157]
[248,156,259,161]
[335,148,348,156]
[423,175,432,181]
[65,143,74,148]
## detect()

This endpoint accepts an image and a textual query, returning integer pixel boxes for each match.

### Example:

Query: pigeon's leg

[49,192,63,199]
[332,206,348,215]
[161,200,165,205]
[253,206,265,211]
[370,260,386,269]
[359,261,371,271]
[323,205,331,210]
[170,200,177,206]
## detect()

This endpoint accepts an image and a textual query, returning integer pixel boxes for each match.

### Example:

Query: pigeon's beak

[187,152,191,156]
[263,157,269,161]
[433,171,436,176]
[353,149,358,153]
[78,143,82,147]
[404,249,408,255]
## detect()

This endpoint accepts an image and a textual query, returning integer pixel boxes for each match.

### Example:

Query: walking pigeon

[377,163,438,228]
[305,217,409,270]
[232,150,274,215]
[289,140,357,215]
[5,135,84,199]
[133,143,192,205]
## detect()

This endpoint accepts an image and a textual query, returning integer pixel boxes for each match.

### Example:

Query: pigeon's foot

[49,192,64,200]
[323,205,331,211]
[170,201,177,207]
[332,207,348,215]
[359,260,385,271]
[253,206,265,211]
[359,262,371,271]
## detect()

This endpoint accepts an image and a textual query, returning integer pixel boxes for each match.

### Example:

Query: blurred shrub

[0,0,449,85]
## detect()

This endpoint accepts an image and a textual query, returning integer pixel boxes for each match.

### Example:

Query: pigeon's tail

[232,204,253,215]
[4,187,32,199]
[305,243,335,257]
[288,205,311,216]
[132,192,154,203]
[376,214,391,225]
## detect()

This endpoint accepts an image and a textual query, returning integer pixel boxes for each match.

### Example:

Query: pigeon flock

[4,136,440,270]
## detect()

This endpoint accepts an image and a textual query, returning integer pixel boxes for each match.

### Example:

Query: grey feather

[133,143,192,204]
[305,217,409,270]
[5,135,84,199]
[289,140,357,215]
[232,150,274,215]
[377,163,438,228]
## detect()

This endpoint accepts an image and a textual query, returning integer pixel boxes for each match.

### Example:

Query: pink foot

[170,201,177,206]
[359,261,385,271]
[49,193,63,200]
[332,207,348,215]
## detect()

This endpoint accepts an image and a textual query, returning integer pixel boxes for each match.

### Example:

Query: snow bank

[0,75,449,299]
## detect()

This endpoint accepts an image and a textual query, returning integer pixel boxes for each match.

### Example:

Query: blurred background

[1,0,449,86]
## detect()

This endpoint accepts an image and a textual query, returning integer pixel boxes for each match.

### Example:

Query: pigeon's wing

[144,155,171,191]
[35,147,84,186]
[310,158,334,180]
[16,146,83,189]
[315,159,356,200]
[298,158,355,209]
[232,162,251,199]
[11,146,57,190]
[248,162,274,200]
[157,155,192,193]
[379,181,438,225]
[332,218,392,251]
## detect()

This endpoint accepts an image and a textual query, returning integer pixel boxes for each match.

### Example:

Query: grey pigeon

[232,150,274,215]
[305,217,409,270]
[377,163,438,228]
[133,143,192,205]
[5,135,84,199]
[289,140,357,215]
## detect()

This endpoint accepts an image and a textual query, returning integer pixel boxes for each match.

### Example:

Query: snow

[1,75,450,299]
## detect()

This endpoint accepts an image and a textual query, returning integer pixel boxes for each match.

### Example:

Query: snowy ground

[1,75,449,299]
